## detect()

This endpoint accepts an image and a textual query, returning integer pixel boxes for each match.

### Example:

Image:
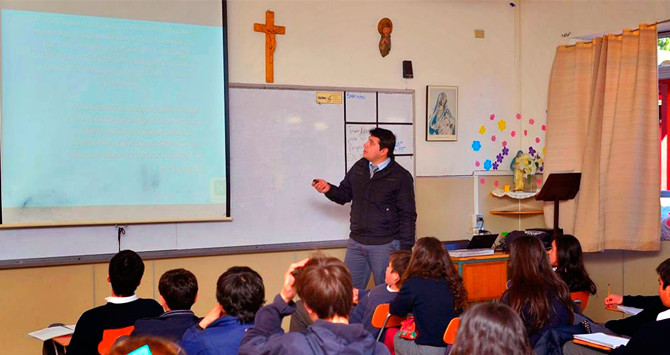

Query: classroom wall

[3,0,670,353]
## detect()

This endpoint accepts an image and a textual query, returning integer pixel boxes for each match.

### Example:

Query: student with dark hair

[451,302,533,355]
[239,255,389,354]
[132,268,200,341]
[350,250,412,338]
[501,235,574,348]
[565,258,670,354]
[109,335,185,355]
[390,236,468,355]
[67,250,163,355]
[549,235,597,294]
[180,266,265,355]
[312,127,417,290]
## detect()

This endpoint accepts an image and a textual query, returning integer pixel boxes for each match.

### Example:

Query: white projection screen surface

[0,1,230,226]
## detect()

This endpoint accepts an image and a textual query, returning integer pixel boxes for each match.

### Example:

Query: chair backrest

[570,291,590,312]
[97,325,135,355]
[371,303,406,342]
[443,317,460,345]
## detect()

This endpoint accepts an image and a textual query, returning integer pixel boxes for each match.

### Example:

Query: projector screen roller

[0,3,229,226]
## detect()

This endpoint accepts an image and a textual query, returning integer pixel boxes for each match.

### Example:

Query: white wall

[227,0,518,176]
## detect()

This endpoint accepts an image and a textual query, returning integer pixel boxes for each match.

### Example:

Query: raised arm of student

[238,259,310,355]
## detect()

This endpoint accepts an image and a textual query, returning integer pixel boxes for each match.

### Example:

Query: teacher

[312,128,416,290]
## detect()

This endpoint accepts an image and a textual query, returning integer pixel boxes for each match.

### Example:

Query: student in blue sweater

[390,237,468,355]
[180,266,265,355]
[350,250,411,338]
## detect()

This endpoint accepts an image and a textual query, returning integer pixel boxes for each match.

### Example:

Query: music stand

[535,172,582,238]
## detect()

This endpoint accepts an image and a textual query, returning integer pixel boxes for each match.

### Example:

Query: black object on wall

[402,60,413,78]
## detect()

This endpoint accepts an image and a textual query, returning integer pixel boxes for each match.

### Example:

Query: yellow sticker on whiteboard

[316,92,343,104]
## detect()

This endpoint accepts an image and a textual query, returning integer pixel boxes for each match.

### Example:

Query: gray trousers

[393,331,447,355]
[344,238,400,290]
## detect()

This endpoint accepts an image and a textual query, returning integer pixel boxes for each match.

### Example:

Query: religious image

[426,85,458,141]
[378,18,392,57]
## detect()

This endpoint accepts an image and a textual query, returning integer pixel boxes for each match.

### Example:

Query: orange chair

[571,291,590,312]
[371,303,406,342]
[97,325,135,355]
[443,317,460,345]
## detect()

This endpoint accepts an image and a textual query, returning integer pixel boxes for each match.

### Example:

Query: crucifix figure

[254,10,285,83]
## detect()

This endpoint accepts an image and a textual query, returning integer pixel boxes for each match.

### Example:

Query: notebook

[573,333,629,350]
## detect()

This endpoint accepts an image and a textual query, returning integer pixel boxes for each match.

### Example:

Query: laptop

[466,233,498,249]
[447,234,498,257]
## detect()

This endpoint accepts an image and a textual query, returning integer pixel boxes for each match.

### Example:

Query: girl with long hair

[549,234,597,294]
[501,235,574,348]
[390,236,468,355]
[451,302,533,355]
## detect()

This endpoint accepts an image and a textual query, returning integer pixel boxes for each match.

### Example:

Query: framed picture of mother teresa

[426,85,458,141]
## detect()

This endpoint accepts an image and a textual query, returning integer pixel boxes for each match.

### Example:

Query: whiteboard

[345,92,376,123]
[0,85,414,267]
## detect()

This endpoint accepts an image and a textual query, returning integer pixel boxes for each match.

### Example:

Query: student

[450,302,533,355]
[564,258,670,355]
[108,335,185,355]
[67,250,164,355]
[549,235,597,294]
[180,266,265,355]
[604,293,667,337]
[390,236,468,355]
[132,268,200,341]
[350,250,411,338]
[501,235,574,348]
[238,255,390,354]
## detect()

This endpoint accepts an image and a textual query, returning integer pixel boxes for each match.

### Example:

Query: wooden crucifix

[254,10,285,83]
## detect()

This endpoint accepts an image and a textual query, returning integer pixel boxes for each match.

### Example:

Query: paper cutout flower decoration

[471,140,482,151]
[479,125,486,135]
[498,120,506,131]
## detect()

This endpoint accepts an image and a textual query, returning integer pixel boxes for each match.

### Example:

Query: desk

[451,252,509,302]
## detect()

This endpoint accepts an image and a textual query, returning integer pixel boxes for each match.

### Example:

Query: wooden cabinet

[451,253,509,302]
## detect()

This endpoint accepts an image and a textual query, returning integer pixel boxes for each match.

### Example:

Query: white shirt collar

[387,285,399,293]
[106,294,139,304]
[370,158,391,171]
[657,308,670,321]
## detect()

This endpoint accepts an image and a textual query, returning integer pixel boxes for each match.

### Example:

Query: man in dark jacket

[312,128,416,289]
[239,255,389,355]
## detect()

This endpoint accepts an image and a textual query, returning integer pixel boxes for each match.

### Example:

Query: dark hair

[554,235,597,294]
[402,237,468,311]
[451,302,533,355]
[158,269,198,310]
[216,266,265,324]
[369,127,396,158]
[109,335,184,355]
[109,250,145,297]
[505,235,574,332]
[295,254,353,319]
[389,250,411,277]
[657,258,670,290]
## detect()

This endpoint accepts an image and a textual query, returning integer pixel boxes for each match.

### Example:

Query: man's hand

[199,304,224,329]
[353,288,360,304]
[605,294,624,306]
[312,179,331,194]
[280,258,310,304]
